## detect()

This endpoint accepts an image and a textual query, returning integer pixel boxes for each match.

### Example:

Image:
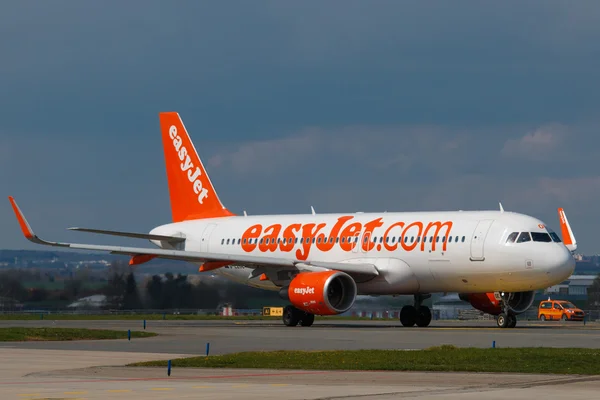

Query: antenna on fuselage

[243,210,248,217]
[311,206,316,215]
[499,202,505,213]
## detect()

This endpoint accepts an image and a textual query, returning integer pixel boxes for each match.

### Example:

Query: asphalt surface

[0,319,598,355]
[1,319,599,399]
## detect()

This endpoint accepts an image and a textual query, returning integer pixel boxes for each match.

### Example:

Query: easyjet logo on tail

[169,125,209,204]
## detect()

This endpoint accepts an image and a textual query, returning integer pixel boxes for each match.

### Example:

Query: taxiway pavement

[1,319,599,399]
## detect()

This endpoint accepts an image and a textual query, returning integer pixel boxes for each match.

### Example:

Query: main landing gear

[496,293,518,329]
[283,305,315,327]
[400,294,432,327]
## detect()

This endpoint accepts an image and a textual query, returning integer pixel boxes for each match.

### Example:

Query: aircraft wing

[8,197,379,278]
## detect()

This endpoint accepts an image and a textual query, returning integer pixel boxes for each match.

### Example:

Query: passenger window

[330,237,334,243]
[461,236,465,242]
[430,236,433,243]
[226,239,230,245]
[336,237,339,243]
[392,237,396,243]
[380,237,384,243]
[517,232,531,243]
[221,239,224,245]
[237,239,240,245]
[531,232,552,243]
[449,236,453,243]
[436,236,439,243]
[411,236,414,243]
[455,236,459,243]
[506,232,518,243]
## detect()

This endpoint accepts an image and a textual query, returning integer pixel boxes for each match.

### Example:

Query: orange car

[538,299,585,321]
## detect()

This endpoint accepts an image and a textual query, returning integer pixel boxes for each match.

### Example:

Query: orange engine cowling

[459,291,535,316]
[283,270,357,315]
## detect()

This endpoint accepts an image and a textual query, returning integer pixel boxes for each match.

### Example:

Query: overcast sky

[1,1,600,254]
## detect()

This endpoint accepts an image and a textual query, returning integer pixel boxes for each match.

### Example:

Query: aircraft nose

[546,245,575,284]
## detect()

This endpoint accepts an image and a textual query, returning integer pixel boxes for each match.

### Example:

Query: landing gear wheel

[300,312,315,327]
[283,305,300,327]
[497,313,509,328]
[415,306,432,327]
[507,314,517,328]
[400,305,417,327]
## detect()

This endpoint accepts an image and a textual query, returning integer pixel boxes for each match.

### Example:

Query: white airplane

[8,112,577,329]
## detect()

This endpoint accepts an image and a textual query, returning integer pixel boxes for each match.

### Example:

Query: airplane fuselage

[150,209,575,295]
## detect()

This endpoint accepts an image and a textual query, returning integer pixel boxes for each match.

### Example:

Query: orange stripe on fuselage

[240,215,453,261]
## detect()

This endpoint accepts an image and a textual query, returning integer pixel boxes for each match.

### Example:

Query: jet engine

[459,291,536,315]
[279,270,357,315]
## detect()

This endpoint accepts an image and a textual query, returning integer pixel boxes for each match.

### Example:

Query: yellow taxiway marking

[107,389,132,393]
[17,395,41,397]
[151,387,174,391]
[64,391,88,395]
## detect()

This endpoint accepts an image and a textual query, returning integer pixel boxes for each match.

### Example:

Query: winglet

[8,197,68,247]
[8,196,36,241]
[558,207,577,252]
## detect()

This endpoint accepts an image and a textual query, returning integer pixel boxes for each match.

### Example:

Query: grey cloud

[501,123,568,161]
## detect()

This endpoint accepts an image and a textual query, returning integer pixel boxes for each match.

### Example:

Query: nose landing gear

[496,293,518,328]
[496,312,517,328]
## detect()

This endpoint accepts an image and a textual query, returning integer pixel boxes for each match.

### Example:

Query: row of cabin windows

[221,235,467,246]
[505,231,561,244]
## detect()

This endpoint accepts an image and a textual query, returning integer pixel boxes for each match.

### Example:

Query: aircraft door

[361,232,372,254]
[351,232,361,253]
[470,219,494,261]
[200,223,217,252]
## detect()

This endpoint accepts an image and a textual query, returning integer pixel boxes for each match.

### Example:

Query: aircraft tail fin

[558,207,577,252]
[159,112,235,222]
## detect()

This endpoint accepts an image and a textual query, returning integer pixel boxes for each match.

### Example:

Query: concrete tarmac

[0,319,598,355]
[1,319,599,399]
[1,348,600,399]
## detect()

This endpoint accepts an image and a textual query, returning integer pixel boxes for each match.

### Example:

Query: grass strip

[129,345,600,375]
[0,327,156,341]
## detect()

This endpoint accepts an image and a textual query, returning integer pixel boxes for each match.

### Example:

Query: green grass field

[0,327,156,341]
[129,346,600,375]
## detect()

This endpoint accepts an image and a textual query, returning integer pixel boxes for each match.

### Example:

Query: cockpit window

[506,232,519,243]
[547,229,562,243]
[531,232,552,242]
[516,232,531,243]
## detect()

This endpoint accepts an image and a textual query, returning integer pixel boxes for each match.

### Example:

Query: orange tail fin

[159,112,235,222]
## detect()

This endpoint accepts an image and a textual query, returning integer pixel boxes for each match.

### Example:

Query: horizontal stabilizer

[68,227,185,243]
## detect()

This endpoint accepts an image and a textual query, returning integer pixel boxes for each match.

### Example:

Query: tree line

[0,261,282,310]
